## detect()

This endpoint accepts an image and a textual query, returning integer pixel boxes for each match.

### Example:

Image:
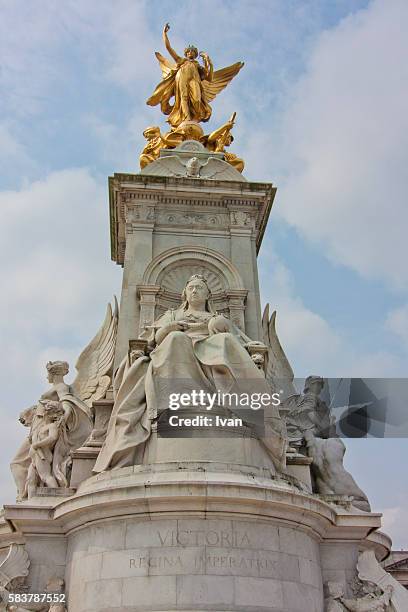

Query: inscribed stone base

[2,463,389,612]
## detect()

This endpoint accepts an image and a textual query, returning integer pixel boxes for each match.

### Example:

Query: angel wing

[155,52,176,78]
[202,62,244,103]
[262,305,295,395]
[0,544,30,588]
[71,297,119,407]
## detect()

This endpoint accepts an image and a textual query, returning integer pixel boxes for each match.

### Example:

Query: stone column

[228,208,262,339]
[137,284,161,336]
[226,288,248,330]
[114,198,156,368]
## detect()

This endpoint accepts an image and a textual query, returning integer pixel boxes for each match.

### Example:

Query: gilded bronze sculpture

[203,112,244,173]
[140,23,245,172]
[147,23,243,128]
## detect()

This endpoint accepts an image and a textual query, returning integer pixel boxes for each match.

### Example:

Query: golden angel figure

[146,23,244,128]
[204,112,245,173]
[139,127,168,169]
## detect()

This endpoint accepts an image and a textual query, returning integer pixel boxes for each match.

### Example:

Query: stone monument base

[2,462,390,612]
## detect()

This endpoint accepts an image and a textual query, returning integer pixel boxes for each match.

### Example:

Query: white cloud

[253,0,408,290]
[84,109,153,171]
[0,168,121,401]
[0,1,153,118]
[0,3,61,116]
[386,303,408,349]
[381,503,408,549]
[0,122,28,160]
[260,254,343,375]
[99,3,154,88]
[260,251,406,377]
[57,0,155,88]
[0,122,36,180]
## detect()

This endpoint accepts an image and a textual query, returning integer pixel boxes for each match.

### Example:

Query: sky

[0,0,407,548]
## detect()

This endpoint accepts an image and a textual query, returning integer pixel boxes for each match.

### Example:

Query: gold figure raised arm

[146,23,244,128]
[204,112,244,173]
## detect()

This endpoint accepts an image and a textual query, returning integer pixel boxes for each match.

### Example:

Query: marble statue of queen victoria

[94,274,286,473]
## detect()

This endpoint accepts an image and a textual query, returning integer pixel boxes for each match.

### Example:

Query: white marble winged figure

[10,299,119,500]
[261,304,295,395]
[355,549,408,611]
[0,545,66,611]
[325,550,403,611]
[70,297,119,407]
[0,544,30,610]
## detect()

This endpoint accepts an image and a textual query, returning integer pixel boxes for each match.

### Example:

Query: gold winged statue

[147,23,244,128]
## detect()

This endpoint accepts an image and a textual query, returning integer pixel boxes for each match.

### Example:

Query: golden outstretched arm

[207,112,236,148]
[162,22,181,63]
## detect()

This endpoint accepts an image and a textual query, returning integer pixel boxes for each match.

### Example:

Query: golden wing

[155,52,176,78]
[202,62,244,103]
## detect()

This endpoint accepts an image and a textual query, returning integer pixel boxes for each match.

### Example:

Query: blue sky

[1,0,407,547]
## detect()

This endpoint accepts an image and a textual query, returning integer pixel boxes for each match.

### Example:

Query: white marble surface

[65,516,323,611]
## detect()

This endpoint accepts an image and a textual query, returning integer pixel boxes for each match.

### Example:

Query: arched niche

[138,246,248,334]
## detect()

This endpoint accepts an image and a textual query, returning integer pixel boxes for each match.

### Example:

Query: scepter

[218,112,237,149]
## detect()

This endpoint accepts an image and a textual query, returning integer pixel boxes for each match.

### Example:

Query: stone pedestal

[0,145,393,611]
[70,397,114,487]
[2,463,389,612]
[67,516,322,612]
[70,447,100,488]
[286,453,313,493]
[87,396,114,446]
[142,416,278,474]
[109,168,277,368]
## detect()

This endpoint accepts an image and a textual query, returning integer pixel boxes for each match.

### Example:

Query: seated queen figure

[94,274,286,474]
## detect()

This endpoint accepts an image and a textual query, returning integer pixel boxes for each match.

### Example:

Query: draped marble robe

[94,308,286,473]
[11,392,92,498]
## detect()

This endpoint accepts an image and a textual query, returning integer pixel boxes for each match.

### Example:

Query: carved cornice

[2,464,383,543]
[109,174,276,265]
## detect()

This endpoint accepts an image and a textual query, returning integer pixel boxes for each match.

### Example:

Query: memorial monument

[1,23,406,612]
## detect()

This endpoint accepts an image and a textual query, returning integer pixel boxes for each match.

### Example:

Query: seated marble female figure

[94,275,286,473]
